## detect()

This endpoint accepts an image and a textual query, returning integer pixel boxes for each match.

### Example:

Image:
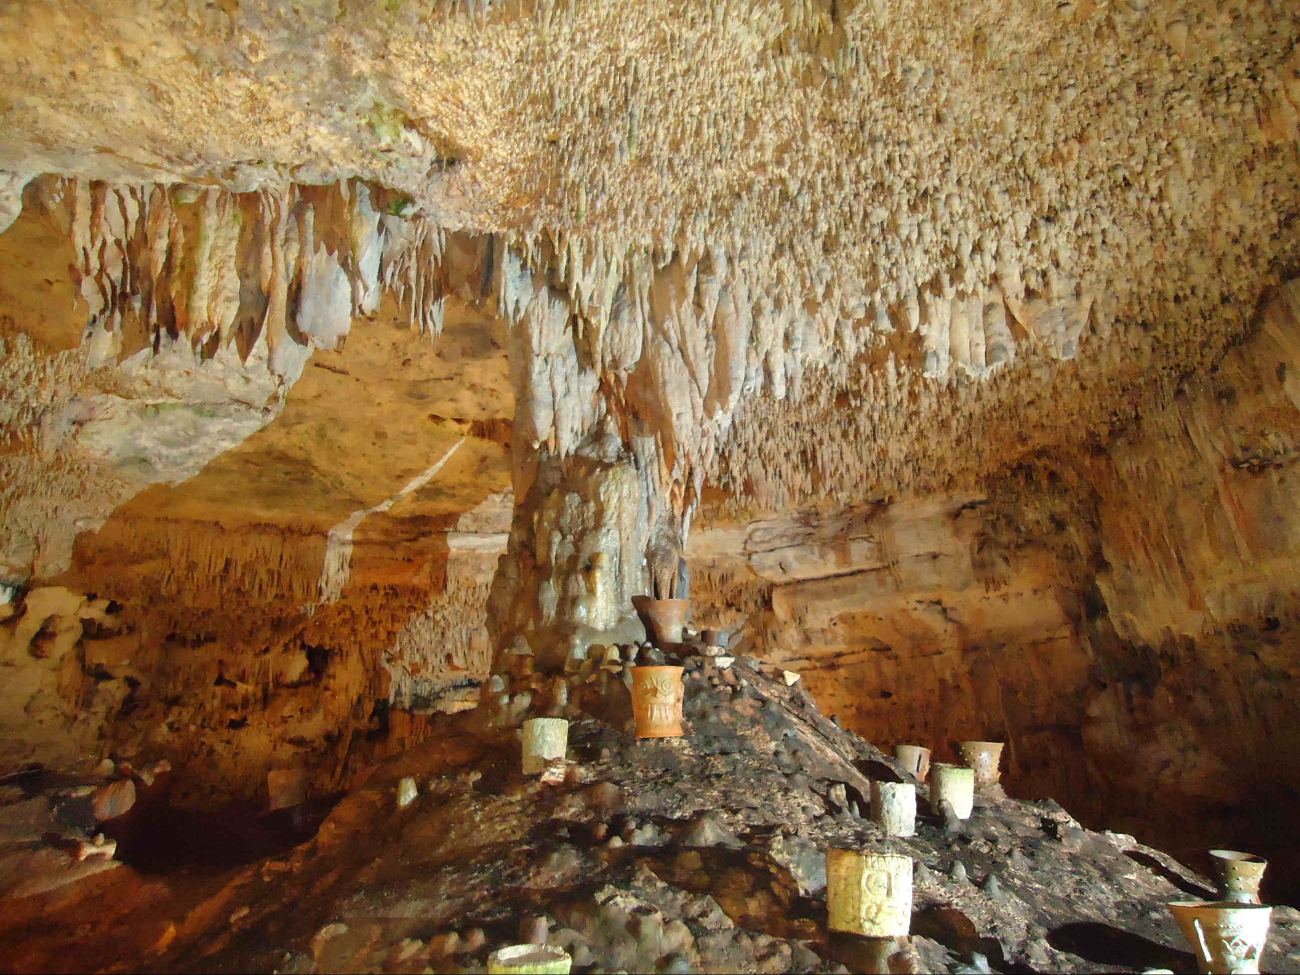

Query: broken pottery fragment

[958,741,1004,792]
[894,744,931,782]
[522,718,570,775]
[632,597,689,645]
[630,666,684,738]
[1209,850,1268,905]
[486,944,572,974]
[1168,901,1271,974]
[931,764,975,819]
[826,848,913,937]
[871,781,917,838]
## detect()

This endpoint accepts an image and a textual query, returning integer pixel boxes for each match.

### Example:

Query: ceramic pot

[1168,901,1271,974]
[1210,850,1268,905]
[522,718,569,775]
[871,781,917,838]
[630,666,685,738]
[826,849,913,937]
[930,763,975,819]
[487,944,572,974]
[632,596,689,645]
[894,744,932,782]
[958,741,1004,792]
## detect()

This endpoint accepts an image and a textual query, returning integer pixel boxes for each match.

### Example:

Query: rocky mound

[3,656,1299,974]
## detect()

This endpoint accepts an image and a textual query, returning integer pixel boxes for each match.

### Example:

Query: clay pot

[630,666,685,738]
[487,944,572,974]
[930,763,975,819]
[632,596,689,645]
[521,718,569,776]
[826,849,913,937]
[871,781,917,838]
[1168,901,1272,974]
[894,744,931,782]
[958,741,1004,792]
[1210,850,1268,905]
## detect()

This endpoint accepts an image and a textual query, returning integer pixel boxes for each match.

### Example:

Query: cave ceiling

[0,0,1297,576]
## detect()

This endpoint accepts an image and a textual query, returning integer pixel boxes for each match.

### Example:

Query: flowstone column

[479,419,654,728]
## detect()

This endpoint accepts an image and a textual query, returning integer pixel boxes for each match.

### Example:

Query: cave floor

[2,659,1299,974]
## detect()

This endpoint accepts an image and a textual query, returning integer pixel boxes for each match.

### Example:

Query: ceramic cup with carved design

[521,718,569,776]
[630,666,685,738]
[1168,901,1271,974]
[826,849,913,937]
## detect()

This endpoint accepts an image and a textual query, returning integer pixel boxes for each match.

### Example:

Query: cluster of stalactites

[25,176,449,383]
[492,220,1107,541]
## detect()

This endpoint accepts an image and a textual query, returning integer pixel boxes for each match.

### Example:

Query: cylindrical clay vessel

[522,718,569,775]
[872,781,917,838]
[1168,901,1271,975]
[894,744,931,782]
[1209,850,1268,905]
[487,944,572,975]
[931,763,975,819]
[630,666,685,738]
[958,741,1004,792]
[826,849,913,938]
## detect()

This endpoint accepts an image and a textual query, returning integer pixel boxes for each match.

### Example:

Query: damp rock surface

[4,662,1297,975]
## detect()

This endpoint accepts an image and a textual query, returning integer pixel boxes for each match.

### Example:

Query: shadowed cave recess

[2,0,1300,971]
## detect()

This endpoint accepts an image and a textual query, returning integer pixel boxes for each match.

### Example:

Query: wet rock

[790,942,822,973]
[683,893,733,932]
[661,952,692,973]
[769,833,826,895]
[954,951,993,974]
[675,811,743,849]
[92,778,136,822]
[983,873,1004,901]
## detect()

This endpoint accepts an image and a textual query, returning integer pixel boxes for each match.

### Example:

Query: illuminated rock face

[0,0,1299,898]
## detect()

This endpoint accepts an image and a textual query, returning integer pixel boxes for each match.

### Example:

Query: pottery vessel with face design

[631,666,685,738]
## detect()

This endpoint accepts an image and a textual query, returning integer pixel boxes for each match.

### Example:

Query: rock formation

[1,0,1300,967]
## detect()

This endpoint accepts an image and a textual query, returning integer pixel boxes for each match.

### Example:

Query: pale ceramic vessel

[931,763,975,819]
[1168,901,1272,974]
[958,740,1004,791]
[894,744,931,782]
[826,849,913,937]
[487,944,572,974]
[872,781,917,838]
[630,666,685,738]
[522,718,569,775]
[1210,850,1268,905]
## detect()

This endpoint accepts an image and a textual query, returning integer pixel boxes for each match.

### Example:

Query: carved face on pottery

[631,666,684,738]
[645,673,678,721]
